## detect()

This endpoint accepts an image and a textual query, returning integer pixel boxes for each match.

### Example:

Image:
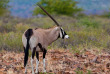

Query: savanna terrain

[0,15,110,74]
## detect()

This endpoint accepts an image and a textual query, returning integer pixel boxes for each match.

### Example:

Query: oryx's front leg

[35,51,39,73]
[43,49,47,72]
[31,47,36,74]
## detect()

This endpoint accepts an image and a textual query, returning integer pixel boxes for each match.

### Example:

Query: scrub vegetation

[0,15,110,53]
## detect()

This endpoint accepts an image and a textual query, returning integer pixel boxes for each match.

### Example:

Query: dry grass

[0,49,110,74]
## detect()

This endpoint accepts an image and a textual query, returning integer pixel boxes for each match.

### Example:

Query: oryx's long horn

[37,4,60,26]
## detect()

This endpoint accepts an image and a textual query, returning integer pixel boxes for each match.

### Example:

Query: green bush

[0,23,15,32]
[0,32,23,52]
[77,17,100,28]
[0,0,9,16]
[15,23,31,33]
[33,0,82,16]
[100,9,110,18]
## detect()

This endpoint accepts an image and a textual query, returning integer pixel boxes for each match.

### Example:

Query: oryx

[22,4,69,74]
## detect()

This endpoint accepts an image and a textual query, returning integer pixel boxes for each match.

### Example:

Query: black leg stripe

[43,49,47,59]
[36,51,39,61]
[32,47,36,59]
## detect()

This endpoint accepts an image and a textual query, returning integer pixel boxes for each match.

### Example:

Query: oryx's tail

[24,29,33,67]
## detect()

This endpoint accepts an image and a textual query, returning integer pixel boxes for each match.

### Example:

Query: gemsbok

[22,4,69,74]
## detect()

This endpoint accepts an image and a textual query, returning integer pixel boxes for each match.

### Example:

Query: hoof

[35,71,39,74]
[43,70,46,73]
[25,72,27,74]
[32,72,35,74]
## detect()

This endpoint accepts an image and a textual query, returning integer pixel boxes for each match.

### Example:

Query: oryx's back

[22,28,51,51]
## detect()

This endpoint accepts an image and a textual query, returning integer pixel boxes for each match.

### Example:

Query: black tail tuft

[24,29,33,67]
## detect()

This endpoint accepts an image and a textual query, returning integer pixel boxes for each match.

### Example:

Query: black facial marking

[25,29,33,39]
[36,51,39,61]
[57,33,60,39]
[60,28,67,39]
[64,31,67,35]
[60,28,65,39]
[32,47,36,59]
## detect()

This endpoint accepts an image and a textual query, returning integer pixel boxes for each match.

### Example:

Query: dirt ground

[0,49,110,74]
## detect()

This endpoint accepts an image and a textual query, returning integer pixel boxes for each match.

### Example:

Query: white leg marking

[43,58,46,72]
[31,57,34,74]
[35,59,39,73]
[25,65,27,73]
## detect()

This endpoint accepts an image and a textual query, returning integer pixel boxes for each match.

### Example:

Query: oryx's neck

[45,27,60,45]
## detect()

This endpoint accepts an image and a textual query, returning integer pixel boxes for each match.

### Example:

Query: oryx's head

[59,27,69,39]
[37,4,69,39]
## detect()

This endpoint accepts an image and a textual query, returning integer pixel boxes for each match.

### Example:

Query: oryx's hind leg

[23,46,25,53]
[38,43,47,72]
[35,51,39,73]
[24,46,27,74]
[43,48,47,72]
[29,36,38,74]
[31,47,36,74]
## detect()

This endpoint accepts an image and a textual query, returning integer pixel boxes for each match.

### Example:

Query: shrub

[77,17,100,28]
[0,32,23,52]
[0,23,15,32]
[0,0,10,16]
[33,0,82,16]
[15,23,30,33]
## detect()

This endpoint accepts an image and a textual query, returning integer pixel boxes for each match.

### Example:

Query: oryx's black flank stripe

[24,29,33,67]
[38,43,44,51]
[38,43,47,58]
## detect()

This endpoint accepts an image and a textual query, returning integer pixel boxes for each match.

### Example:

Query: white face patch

[60,30,63,38]
[64,35,69,39]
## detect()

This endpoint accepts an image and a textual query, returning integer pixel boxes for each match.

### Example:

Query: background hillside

[8,0,110,18]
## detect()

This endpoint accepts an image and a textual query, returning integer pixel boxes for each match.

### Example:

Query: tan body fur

[22,26,60,51]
